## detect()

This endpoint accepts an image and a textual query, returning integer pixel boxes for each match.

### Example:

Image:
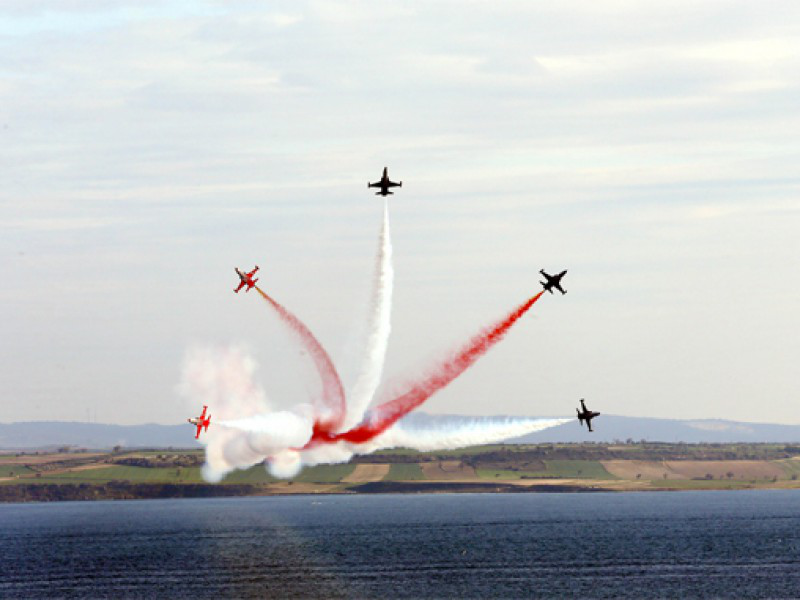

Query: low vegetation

[3,443,800,501]
[385,463,426,481]
[477,460,616,480]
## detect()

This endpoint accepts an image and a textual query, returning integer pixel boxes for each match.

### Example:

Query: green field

[212,463,355,484]
[653,479,759,490]
[538,460,616,479]
[220,465,278,484]
[476,469,538,480]
[4,463,357,486]
[775,459,800,479]
[0,465,34,478]
[385,463,426,481]
[10,466,206,485]
[477,460,616,480]
[369,444,515,457]
[292,464,355,483]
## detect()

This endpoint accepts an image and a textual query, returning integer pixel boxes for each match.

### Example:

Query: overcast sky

[1,1,799,426]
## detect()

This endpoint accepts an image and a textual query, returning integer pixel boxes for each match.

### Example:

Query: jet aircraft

[540,269,567,295]
[576,399,600,432]
[368,167,402,196]
[188,405,211,439]
[234,266,259,293]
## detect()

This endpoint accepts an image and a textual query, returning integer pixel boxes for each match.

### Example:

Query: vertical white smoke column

[339,198,393,432]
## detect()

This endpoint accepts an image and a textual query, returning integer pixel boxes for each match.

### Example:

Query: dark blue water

[2,491,800,598]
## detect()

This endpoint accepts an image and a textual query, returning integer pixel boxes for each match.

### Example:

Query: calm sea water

[2,491,800,598]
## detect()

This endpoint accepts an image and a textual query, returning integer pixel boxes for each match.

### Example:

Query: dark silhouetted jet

[540,269,567,294]
[576,399,600,432]
[368,167,402,196]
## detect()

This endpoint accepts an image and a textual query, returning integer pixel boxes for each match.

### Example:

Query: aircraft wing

[554,282,566,294]
[246,267,259,278]
[195,423,202,439]
[387,180,401,187]
[234,280,246,293]
[199,406,207,419]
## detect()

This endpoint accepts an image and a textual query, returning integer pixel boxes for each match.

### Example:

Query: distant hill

[0,422,191,450]
[1,414,799,450]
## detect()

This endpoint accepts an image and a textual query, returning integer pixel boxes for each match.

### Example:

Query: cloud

[2,217,121,231]
[2,1,799,426]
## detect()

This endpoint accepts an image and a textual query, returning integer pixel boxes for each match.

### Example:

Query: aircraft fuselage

[234,266,259,293]
[577,399,600,432]
[368,167,402,196]
[540,269,568,295]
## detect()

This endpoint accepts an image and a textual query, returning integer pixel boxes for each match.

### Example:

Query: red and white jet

[188,405,211,439]
[234,266,259,293]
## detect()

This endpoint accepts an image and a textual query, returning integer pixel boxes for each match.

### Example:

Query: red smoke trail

[309,290,545,446]
[254,286,346,433]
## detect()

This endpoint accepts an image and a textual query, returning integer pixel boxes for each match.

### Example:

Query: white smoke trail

[369,416,572,452]
[297,416,572,465]
[241,415,571,472]
[339,198,393,432]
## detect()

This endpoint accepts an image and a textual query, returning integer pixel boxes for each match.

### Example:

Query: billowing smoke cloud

[339,198,393,433]
[179,347,317,481]
[180,205,563,483]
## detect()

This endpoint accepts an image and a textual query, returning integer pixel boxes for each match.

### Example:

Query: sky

[1,1,799,426]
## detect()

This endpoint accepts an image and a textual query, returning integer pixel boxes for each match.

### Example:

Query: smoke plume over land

[180,204,565,482]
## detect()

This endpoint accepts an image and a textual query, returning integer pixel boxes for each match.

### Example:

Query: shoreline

[3,478,800,503]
